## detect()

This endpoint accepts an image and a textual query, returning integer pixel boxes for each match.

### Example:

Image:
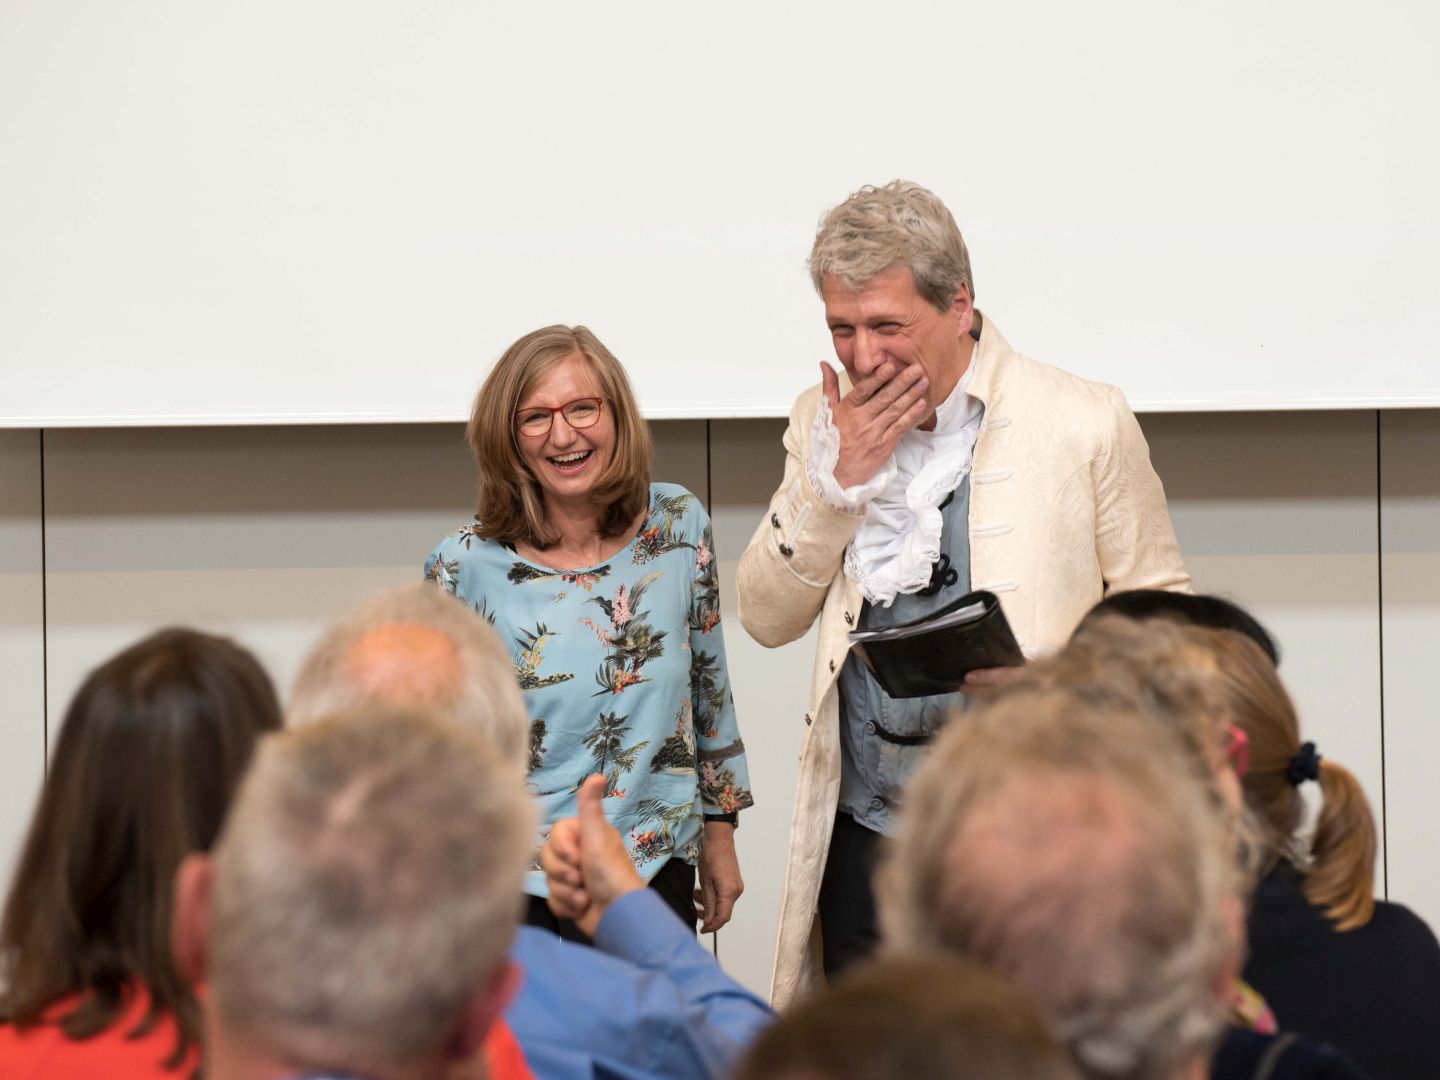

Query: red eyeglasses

[513,397,605,438]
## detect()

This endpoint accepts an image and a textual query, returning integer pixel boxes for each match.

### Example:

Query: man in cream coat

[736,181,1191,1007]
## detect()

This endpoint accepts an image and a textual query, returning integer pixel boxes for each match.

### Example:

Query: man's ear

[950,283,975,339]
[446,959,522,1061]
[171,853,214,986]
[1212,893,1246,1001]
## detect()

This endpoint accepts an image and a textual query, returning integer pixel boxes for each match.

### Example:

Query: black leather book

[848,589,1024,699]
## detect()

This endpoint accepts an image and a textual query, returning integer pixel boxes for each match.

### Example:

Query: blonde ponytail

[1207,632,1378,931]
[1304,758,1377,931]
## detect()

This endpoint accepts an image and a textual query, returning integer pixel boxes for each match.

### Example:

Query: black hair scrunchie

[1287,741,1322,786]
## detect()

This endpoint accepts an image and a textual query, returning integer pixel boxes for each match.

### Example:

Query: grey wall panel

[709,418,813,998]
[42,423,478,733]
[0,431,45,887]
[4,409,1412,1004]
[42,421,707,735]
[1380,410,1440,925]
[1144,410,1385,886]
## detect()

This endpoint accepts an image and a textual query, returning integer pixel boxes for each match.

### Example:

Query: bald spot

[950,772,1142,915]
[343,623,463,709]
[942,772,1156,1004]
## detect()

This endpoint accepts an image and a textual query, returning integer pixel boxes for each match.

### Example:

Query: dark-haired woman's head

[0,627,281,1068]
[1082,590,1280,666]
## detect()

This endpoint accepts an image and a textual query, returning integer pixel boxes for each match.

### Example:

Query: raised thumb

[577,774,609,841]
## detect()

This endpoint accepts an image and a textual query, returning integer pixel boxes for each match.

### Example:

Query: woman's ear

[171,853,214,986]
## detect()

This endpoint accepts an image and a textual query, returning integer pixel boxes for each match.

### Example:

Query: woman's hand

[696,820,744,933]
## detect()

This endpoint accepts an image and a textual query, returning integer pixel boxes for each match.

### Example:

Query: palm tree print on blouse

[528,717,549,772]
[632,490,699,564]
[507,561,611,592]
[628,795,698,865]
[650,701,698,775]
[423,482,753,889]
[581,711,649,797]
[581,570,668,696]
[514,624,574,692]
[425,555,460,591]
[690,532,721,634]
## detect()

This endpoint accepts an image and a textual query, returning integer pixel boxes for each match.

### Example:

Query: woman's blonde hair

[466,325,652,548]
[1208,632,1377,930]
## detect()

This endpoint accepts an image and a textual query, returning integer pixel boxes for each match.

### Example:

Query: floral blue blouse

[425,483,753,895]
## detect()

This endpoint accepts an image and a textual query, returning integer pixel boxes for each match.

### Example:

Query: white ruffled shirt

[807,364,984,606]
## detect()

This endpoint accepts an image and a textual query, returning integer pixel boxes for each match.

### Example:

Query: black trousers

[525,856,697,944]
[816,811,884,979]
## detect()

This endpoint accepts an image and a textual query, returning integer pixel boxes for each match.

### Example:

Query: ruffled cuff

[806,397,896,512]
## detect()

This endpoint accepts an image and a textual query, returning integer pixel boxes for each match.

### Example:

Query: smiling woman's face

[514,352,615,513]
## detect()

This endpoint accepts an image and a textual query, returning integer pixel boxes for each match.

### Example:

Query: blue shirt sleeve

[507,890,773,1080]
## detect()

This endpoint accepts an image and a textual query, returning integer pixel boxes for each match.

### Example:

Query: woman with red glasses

[425,325,752,941]
[1209,631,1440,1080]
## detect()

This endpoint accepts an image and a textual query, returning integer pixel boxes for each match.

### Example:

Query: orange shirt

[482,1020,535,1080]
[0,987,196,1080]
[0,987,531,1080]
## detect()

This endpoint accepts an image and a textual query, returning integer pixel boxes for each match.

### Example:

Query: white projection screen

[2,0,1437,427]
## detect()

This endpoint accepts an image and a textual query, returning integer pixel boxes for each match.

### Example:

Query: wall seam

[39,429,48,778]
[706,418,718,961]
[1376,409,1388,899]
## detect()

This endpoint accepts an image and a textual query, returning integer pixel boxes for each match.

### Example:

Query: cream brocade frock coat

[736,313,1192,1006]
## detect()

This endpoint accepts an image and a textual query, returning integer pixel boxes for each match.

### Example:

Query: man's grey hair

[879,687,1238,1080]
[289,583,526,768]
[208,707,535,1072]
[809,180,975,312]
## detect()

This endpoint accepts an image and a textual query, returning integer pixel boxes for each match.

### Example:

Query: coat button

[771,513,781,528]
[829,659,836,673]
[778,543,794,557]
[804,712,812,726]
[864,721,876,735]
[870,795,885,810]
[843,611,854,625]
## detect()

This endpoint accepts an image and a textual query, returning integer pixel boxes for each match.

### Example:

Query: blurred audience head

[734,953,1080,1080]
[173,706,534,1080]
[1081,590,1279,667]
[881,685,1241,1080]
[1048,615,1248,820]
[0,628,281,1067]
[1205,631,1377,930]
[289,582,526,767]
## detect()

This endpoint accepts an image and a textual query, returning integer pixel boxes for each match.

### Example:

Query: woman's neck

[519,497,622,570]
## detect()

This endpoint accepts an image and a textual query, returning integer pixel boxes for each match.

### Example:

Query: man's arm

[508,897,774,1080]
[525,776,773,1079]
[1092,387,1192,595]
[735,390,865,648]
